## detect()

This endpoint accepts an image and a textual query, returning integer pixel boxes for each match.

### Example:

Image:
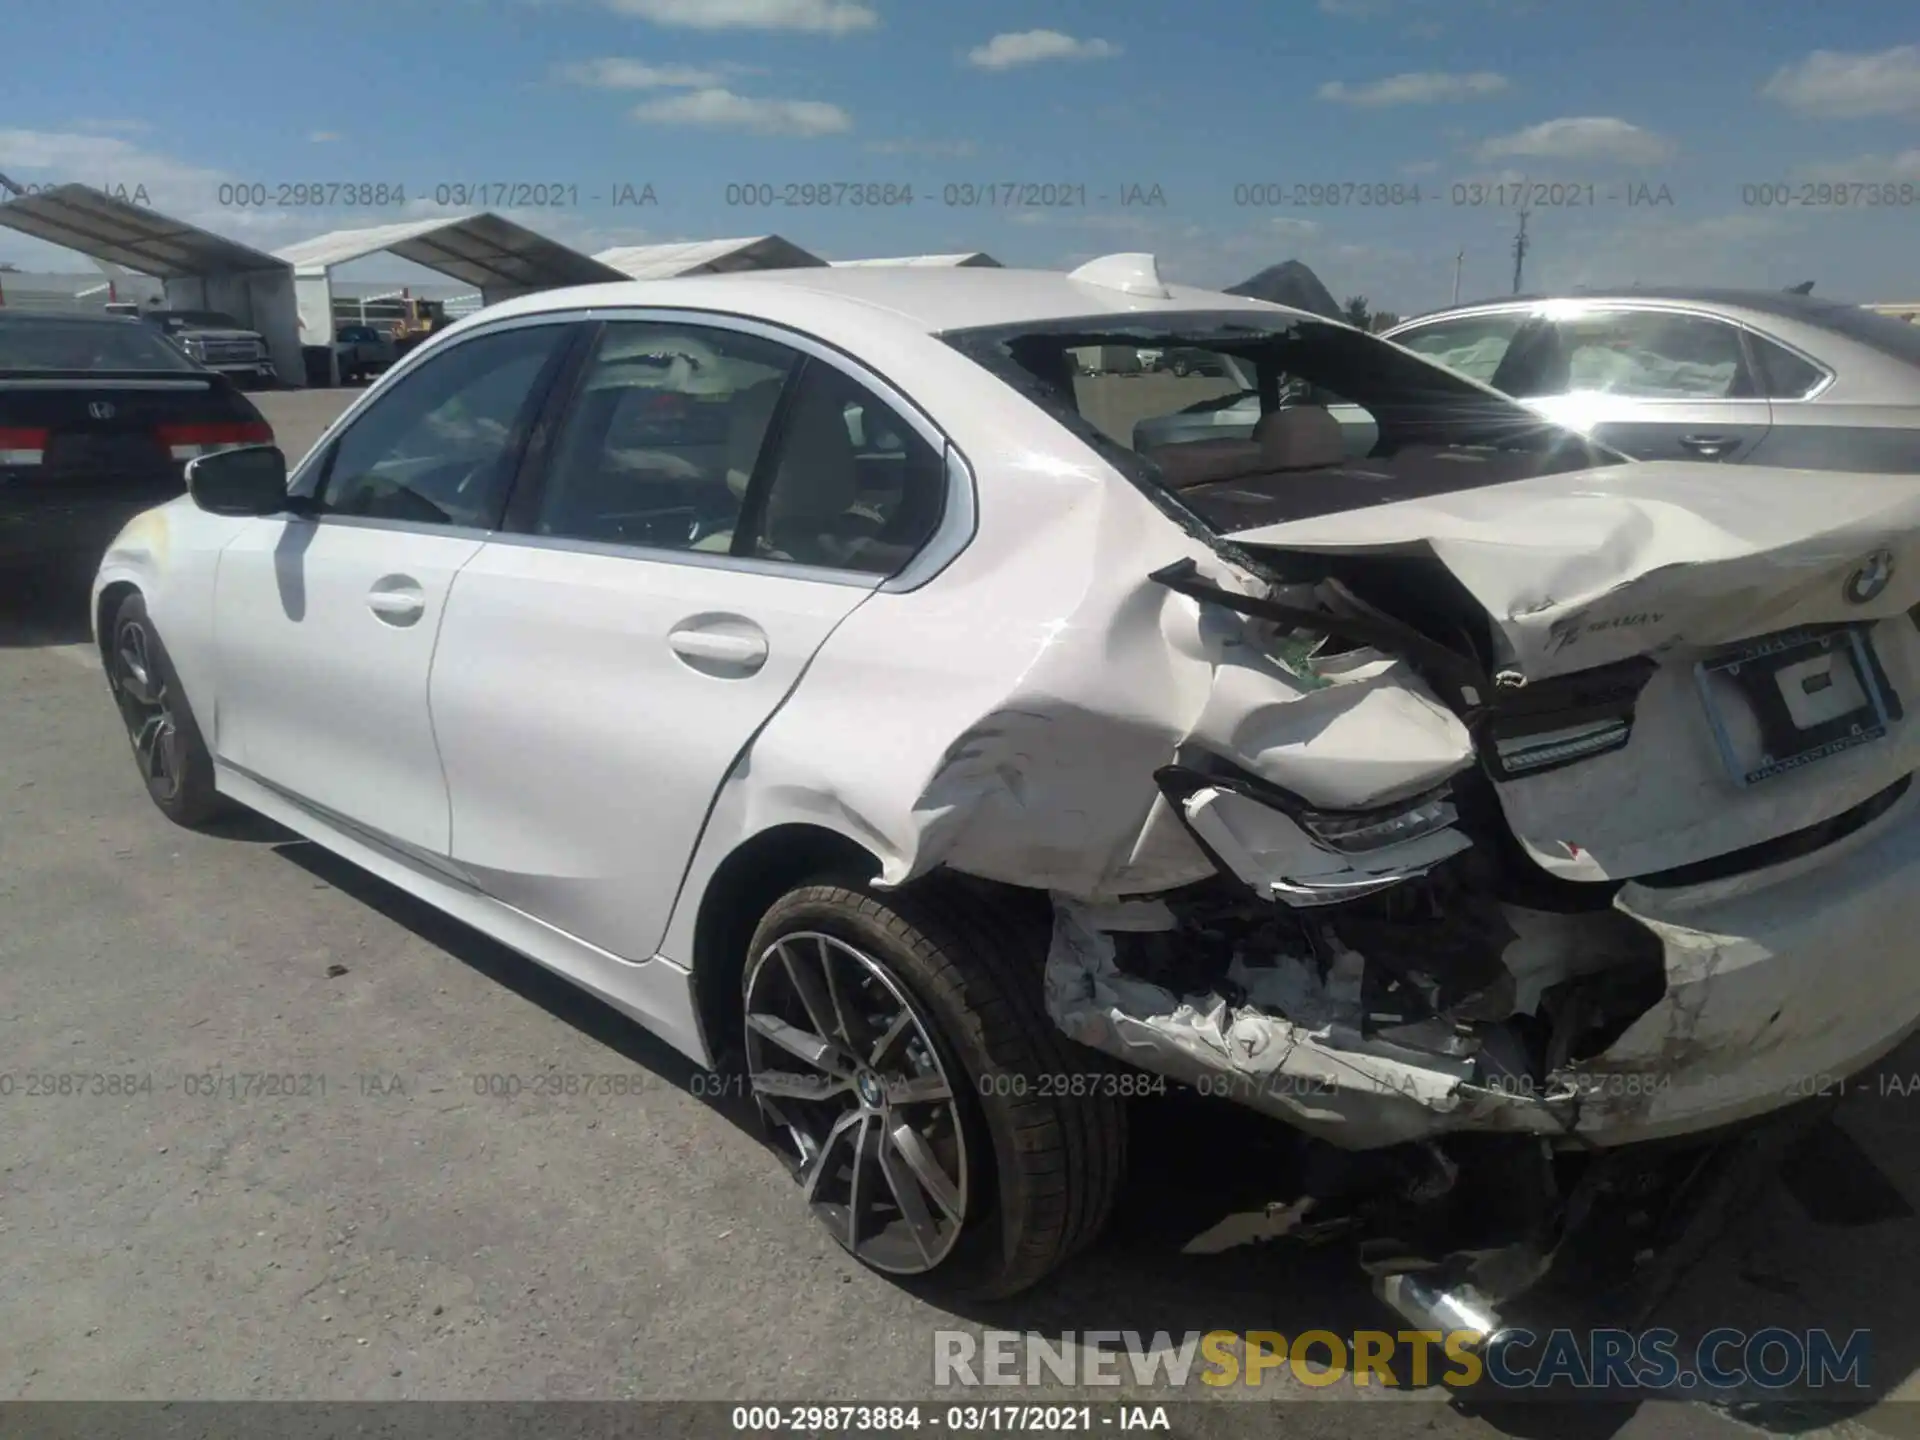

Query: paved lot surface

[3,390,1920,1433]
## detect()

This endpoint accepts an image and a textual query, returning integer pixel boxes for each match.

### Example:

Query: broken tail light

[1299,793,1459,853]
[1478,656,1656,781]
[0,426,48,465]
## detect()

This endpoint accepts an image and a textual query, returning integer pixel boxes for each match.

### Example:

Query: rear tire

[741,879,1126,1299]
[107,592,226,827]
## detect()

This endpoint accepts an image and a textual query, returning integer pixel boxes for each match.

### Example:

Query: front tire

[107,592,225,827]
[742,881,1126,1299]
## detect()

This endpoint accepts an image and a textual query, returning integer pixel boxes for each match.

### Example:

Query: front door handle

[367,577,426,627]
[668,620,768,675]
[1679,433,1740,459]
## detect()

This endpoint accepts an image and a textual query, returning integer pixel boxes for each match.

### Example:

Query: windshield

[0,319,203,372]
[944,310,1622,534]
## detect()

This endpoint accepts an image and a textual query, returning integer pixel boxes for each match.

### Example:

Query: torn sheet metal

[1048,766,1920,1149]
[1043,897,1551,1149]
[1230,461,1920,682]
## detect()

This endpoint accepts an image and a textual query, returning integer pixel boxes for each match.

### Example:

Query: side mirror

[185,445,292,516]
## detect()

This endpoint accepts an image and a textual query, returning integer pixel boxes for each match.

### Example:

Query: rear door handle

[1679,434,1739,458]
[668,620,768,675]
[367,577,426,626]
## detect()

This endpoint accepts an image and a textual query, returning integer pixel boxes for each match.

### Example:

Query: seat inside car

[690,377,785,553]
[1251,404,1346,469]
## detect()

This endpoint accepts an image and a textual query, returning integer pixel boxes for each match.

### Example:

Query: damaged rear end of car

[937,302,1920,1334]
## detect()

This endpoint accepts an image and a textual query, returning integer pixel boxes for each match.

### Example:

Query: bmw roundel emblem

[1844,549,1896,606]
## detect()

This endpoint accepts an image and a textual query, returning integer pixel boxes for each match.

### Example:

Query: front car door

[426,315,952,961]
[1502,303,1774,463]
[210,320,578,857]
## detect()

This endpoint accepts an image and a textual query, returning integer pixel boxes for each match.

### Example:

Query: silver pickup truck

[137,309,277,389]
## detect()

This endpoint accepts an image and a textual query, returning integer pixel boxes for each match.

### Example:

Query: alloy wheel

[743,931,970,1274]
[112,618,182,800]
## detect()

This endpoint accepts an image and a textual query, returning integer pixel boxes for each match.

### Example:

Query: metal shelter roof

[275,214,626,289]
[0,184,291,277]
[829,253,1002,268]
[593,236,825,281]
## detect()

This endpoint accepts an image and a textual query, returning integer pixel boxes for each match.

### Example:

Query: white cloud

[1477,116,1675,165]
[603,0,877,33]
[1763,45,1920,119]
[554,58,731,88]
[864,137,978,157]
[1401,159,1440,175]
[1319,71,1507,105]
[0,129,227,203]
[73,118,152,134]
[309,130,343,143]
[1268,217,1322,237]
[966,30,1120,70]
[630,88,852,135]
[1793,150,1920,185]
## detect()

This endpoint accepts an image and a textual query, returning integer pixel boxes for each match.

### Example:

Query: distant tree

[1341,295,1372,329]
[1371,310,1402,333]
[0,261,19,272]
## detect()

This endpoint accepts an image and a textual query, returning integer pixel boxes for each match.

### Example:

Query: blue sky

[2,0,1918,313]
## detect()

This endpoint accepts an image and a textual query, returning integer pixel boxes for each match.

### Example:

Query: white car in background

[91,255,1920,1335]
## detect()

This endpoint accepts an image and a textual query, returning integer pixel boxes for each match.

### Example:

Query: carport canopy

[276,213,627,301]
[275,213,629,373]
[829,252,1002,267]
[0,183,304,383]
[594,236,825,280]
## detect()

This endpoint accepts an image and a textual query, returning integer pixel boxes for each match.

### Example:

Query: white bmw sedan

[92,254,1920,1322]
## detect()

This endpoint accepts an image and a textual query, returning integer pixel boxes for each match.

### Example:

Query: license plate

[1695,626,1901,786]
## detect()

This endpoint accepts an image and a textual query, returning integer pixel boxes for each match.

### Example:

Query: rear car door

[1508,305,1774,462]
[427,316,951,961]
[210,320,578,857]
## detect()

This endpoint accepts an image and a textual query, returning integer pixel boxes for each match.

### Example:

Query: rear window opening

[0,319,203,374]
[943,311,1624,532]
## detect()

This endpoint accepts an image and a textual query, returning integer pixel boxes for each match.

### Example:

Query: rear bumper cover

[1047,779,1920,1149]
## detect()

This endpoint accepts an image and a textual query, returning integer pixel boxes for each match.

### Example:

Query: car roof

[0,309,147,327]
[478,264,1312,336]
[1403,288,1869,325]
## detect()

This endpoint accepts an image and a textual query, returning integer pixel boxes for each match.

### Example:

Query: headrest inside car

[1252,405,1345,470]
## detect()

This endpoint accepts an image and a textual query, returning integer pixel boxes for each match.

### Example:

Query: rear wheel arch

[691,823,887,1064]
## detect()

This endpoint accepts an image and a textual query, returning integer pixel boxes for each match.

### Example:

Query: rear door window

[744,359,946,575]
[528,321,800,553]
[1389,313,1529,385]
[1748,335,1829,400]
[1528,309,1757,399]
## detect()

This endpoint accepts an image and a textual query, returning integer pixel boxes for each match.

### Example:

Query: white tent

[276,213,628,381]
[593,236,825,281]
[829,253,1002,268]
[0,183,302,384]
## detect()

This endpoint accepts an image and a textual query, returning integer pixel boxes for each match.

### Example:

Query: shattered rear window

[942,311,1624,533]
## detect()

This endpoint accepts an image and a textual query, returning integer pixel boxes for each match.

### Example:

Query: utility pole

[1452,247,1464,305]
[0,171,24,199]
[1510,209,1531,295]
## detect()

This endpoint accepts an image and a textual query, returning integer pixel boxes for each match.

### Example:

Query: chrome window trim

[280,303,978,590]
[511,303,975,590]
[474,528,881,589]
